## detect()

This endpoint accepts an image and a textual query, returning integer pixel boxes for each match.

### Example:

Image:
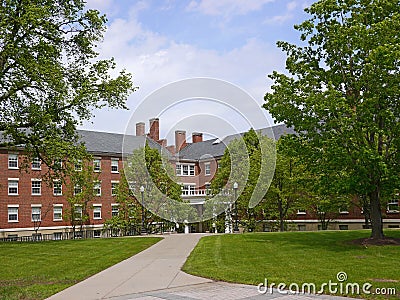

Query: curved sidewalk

[48,234,212,300]
[48,234,350,300]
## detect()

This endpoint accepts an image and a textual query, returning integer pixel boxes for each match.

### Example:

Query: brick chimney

[136,122,145,136]
[175,130,187,151]
[192,132,203,143]
[149,118,159,141]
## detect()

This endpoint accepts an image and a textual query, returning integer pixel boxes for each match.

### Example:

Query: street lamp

[140,186,146,234]
[233,182,239,233]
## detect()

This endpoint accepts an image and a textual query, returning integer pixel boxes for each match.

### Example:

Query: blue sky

[82,0,312,142]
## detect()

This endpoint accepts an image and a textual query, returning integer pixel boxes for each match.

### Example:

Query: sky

[81,0,313,143]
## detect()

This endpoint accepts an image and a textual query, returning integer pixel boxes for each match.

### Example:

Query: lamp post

[140,186,146,234]
[233,182,239,233]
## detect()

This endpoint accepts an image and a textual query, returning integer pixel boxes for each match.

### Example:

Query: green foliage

[183,231,400,299]
[0,0,136,176]
[264,0,400,238]
[0,237,161,300]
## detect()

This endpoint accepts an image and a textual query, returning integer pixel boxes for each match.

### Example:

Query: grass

[0,236,162,300]
[182,230,400,299]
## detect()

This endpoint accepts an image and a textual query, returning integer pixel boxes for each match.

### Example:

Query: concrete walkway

[48,234,211,300]
[48,234,350,300]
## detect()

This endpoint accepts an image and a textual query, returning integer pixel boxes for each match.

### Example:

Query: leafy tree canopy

[264,0,400,238]
[0,0,136,172]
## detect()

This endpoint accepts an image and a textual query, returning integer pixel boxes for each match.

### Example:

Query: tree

[0,0,135,175]
[210,129,276,231]
[264,0,400,239]
[124,144,196,230]
[263,138,308,232]
[64,157,97,238]
[103,169,141,236]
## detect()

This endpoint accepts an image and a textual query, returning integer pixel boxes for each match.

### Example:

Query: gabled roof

[176,124,295,161]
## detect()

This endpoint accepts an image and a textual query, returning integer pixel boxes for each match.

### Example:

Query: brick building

[1,118,399,238]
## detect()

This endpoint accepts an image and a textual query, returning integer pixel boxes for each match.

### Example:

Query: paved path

[48,234,349,300]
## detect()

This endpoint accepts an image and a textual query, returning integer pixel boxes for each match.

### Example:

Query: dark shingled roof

[176,124,295,161]
[76,130,164,156]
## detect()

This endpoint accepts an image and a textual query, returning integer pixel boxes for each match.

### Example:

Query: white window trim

[111,180,119,196]
[53,204,64,221]
[7,205,19,223]
[31,206,42,222]
[93,181,101,196]
[75,159,83,171]
[31,179,42,196]
[204,162,211,176]
[93,204,102,220]
[8,153,19,169]
[8,178,19,196]
[53,180,62,196]
[387,201,399,213]
[93,158,101,172]
[111,158,119,173]
[297,209,306,215]
[176,163,195,176]
[32,157,42,170]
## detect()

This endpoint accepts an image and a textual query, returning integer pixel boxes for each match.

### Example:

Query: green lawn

[0,237,161,300]
[183,230,400,299]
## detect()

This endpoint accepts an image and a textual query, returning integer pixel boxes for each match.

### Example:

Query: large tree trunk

[369,188,384,239]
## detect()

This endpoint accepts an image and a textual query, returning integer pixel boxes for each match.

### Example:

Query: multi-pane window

[8,206,18,222]
[205,163,211,176]
[297,209,306,215]
[53,159,62,170]
[205,183,211,195]
[111,159,119,173]
[181,184,196,195]
[111,181,119,196]
[31,180,42,195]
[93,158,101,172]
[93,181,101,196]
[32,157,41,170]
[75,159,82,171]
[31,207,41,222]
[176,164,195,176]
[74,206,82,220]
[53,206,63,221]
[74,184,82,195]
[53,181,62,196]
[112,205,119,217]
[8,154,18,169]
[8,179,19,195]
[387,201,399,213]
[93,206,101,219]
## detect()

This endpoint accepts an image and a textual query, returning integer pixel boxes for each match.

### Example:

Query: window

[181,184,196,195]
[74,206,82,220]
[31,206,41,222]
[32,157,41,170]
[8,154,18,169]
[112,205,119,217]
[93,205,101,219]
[111,159,119,173]
[205,183,212,195]
[298,224,306,231]
[339,224,349,230]
[93,181,101,196]
[8,206,19,222]
[53,181,62,196]
[53,205,63,221]
[31,180,42,195]
[8,179,19,195]
[175,164,181,175]
[176,164,195,176]
[111,181,119,196]
[53,159,62,170]
[94,230,101,238]
[74,184,82,195]
[205,163,211,176]
[297,209,306,215]
[387,201,399,213]
[75,159,82,171]
[93,158,101,172]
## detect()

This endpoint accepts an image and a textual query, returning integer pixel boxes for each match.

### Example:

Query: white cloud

[81,1,285,139]
[186,0,274,17]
